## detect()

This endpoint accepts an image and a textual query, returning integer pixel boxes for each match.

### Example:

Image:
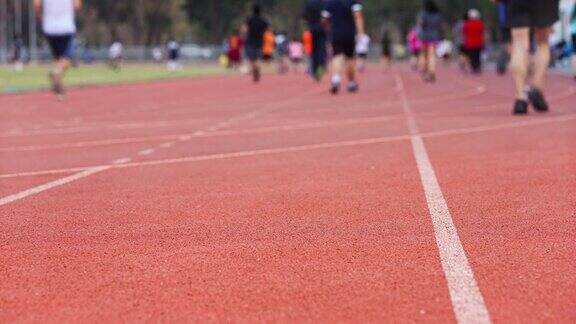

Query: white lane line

[0,93,316,206]
[112,158,132,165]
[396,73,491,324]
[159,142,175,149]
[138,149,155,156]
[0,166,109,207]
[0,115,406,152]
[2,114,575,180]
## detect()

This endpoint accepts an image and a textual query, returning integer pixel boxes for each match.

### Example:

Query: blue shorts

[46,34,74,59]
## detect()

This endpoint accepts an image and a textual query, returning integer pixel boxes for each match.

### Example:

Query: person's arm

[321,9,331,34]
[352,3,365,36]
[34,0,42,19]
[240,22,248,39]
[74,0,82,12]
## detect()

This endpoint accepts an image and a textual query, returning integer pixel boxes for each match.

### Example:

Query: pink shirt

[289,42,304,59]
[408,29,423,51]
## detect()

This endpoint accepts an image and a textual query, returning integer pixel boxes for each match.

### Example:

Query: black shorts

[332,39,355,59]
[357,53,368,59]
[500,27,512,43]
[508,0,559,28]
[245,45,262,62]
[382,46,391,57]
[46,34,74,59]
[169,50,179,61]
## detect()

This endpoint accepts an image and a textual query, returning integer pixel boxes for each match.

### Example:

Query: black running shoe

[527,87,549,112]
[513,99,529,115]
[347,82,359,93]
[330,82,340,95]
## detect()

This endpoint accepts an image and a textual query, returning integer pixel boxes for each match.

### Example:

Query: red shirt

[463,19,485,50]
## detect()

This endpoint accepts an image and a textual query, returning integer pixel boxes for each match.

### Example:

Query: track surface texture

[1,66,575,323]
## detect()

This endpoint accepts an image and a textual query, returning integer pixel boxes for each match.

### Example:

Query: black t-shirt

[245,16,269,47]
[304,0,325,30]
[323,0,362,42]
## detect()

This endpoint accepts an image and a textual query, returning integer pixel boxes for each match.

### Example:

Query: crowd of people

[31,0,575,114]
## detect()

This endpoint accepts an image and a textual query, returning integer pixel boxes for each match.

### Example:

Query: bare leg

[250,59,261,82]
[382,56,391,71]
[422,45,436,82]
[330,54,345,93]
[427,45,436,76]
[532,27,551,89]
[573,54,576,79]
[331,54,345,83]
[510,28,530,100]
[346,57,356,82]
[50,57,71,97]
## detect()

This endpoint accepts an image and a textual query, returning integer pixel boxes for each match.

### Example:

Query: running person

[303,0,328,81]
[454,13,469,72]
[380,31,392,71]
[166,38,181,71]
[496,1,512,75]
[322,0,365,94]
[417,0,443,83]
[463,9,485,74]
[492,0,560,114]
[288,39,305,72]
[407,26,423,71]
[570,4,576,81]
[34,0,81,99]
[242,4,269,83]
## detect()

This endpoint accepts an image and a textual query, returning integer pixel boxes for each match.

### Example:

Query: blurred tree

[76,0,499,45]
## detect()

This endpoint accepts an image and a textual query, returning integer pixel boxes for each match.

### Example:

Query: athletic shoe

[330,82,340,95]
[513,99,528,115]
[423,73,436,83]
[527,87,549,112]
[253,68,261,83]
[347,82,359,93]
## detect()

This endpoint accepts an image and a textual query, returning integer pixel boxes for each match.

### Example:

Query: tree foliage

[79,0,498,45]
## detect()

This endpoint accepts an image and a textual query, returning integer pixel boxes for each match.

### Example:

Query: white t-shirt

[355,34,370,55]
[109,42,123,59]
[42,0,76,35]
[167,41,180,51]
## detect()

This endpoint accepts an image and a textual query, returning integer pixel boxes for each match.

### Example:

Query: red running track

[0,66,575,322]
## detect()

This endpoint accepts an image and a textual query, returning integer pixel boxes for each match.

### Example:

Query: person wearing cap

[463,9,485,74]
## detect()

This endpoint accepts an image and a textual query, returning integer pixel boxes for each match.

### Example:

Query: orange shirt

[262,30,275,56]
[302,31,313,55]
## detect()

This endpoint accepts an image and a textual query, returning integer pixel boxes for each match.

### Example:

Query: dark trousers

[467,48,482,73]
[311,29,327,78]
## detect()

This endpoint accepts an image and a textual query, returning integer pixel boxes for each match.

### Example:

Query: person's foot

[49,71,65,97]
[423,72,436,83]
[513,99,529,115]
[330,81,340,95]
[253,67,261,83]
[347,81,359,93]
[527,87,549,112]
